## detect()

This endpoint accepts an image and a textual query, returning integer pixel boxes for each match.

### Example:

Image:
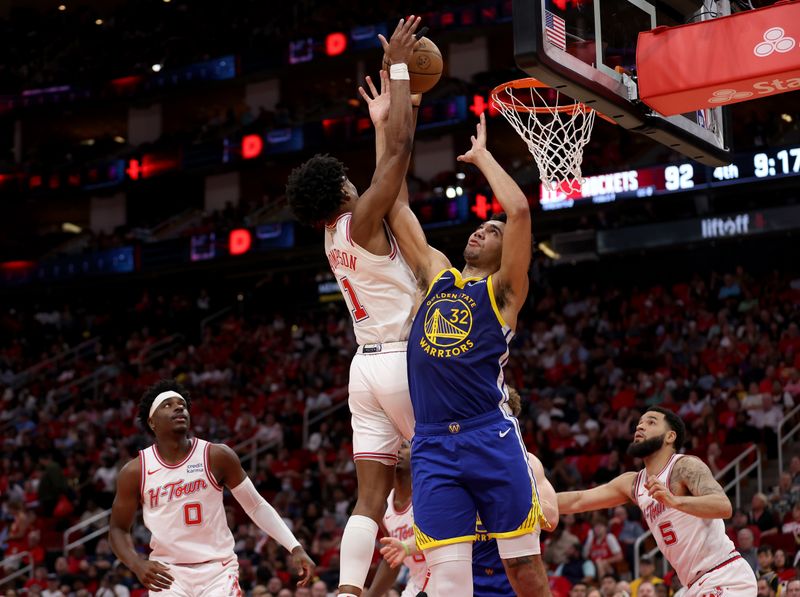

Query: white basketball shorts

[685,556,758,597]
[155,558,241,597]
[349,342,414,465]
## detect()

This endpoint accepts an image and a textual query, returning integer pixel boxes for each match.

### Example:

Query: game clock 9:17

[754,146,800,178]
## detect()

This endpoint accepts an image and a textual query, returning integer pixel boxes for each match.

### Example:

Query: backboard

[513,0,732,165]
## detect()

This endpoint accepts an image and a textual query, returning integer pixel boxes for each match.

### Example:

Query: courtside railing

[63,508,113,554]
[778,404,800,474]
[0,551,34,587]
[302,389,349,448]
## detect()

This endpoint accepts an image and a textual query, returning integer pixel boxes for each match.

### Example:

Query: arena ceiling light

[58,4,66,11]
[151,64,163,73]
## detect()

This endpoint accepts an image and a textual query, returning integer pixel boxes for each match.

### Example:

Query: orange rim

[490,78,617,124]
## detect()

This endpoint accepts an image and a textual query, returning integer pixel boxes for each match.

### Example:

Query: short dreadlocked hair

[139,379,192,435]
[286,154,349,226]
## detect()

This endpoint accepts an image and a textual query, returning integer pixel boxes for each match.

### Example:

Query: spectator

[609,506,644,565]
[773,549,795,582]
[757,544,779,593]
[545,522,582,567]
[757,577,775,597]
[601,574,620,597]
[738,528,759,573]
[750,493,780,537]
[570,583,589,597]
[771,472,799,519]
[637,582,656,597]
[654,584,669,597]
[785,579,800,597]
[630,556,664,597]
[584,517,624,578]
[556,541,597,586]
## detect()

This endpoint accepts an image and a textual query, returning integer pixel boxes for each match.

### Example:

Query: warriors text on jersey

[383,489,428,592]
[407,268,513,423]
[325,213,416,346]
[140,438,235,564]
[634,454,738,587]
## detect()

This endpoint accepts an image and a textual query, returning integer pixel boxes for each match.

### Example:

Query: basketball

[382,36,443,94]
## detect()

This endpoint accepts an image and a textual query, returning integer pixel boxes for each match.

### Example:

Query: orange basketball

[382,36,443,94]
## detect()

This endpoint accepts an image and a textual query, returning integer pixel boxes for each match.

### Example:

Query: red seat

[767,532,798,557]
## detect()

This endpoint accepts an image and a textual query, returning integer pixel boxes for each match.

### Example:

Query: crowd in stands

[2,262,800,596]
[0,0,443,92]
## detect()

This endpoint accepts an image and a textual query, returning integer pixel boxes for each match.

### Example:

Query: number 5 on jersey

[340,277,369,322]
[659,521,677,545]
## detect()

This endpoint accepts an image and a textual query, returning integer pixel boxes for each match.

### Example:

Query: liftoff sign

[636,0,800,116]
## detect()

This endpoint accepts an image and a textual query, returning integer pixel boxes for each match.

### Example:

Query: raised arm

[210,444,316,586]
[109,458,174,592]
[349,17,420,251]
[647,456,732,519]
[457,113,531,323]
[359,68,450,289]
[557,472,638,515]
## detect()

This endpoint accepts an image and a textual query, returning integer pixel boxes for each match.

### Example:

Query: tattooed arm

[645,456,732,519]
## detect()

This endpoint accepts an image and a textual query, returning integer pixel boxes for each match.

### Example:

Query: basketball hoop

[491,78,607,193]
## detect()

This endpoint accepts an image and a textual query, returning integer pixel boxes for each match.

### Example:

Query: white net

[492,83,597,193]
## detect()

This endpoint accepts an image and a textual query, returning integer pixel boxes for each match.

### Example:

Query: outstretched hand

[378,16,422,66]
[379,537,408,568]
[456,112,489,164]
[358,70,390,126]
[358,70,423,126]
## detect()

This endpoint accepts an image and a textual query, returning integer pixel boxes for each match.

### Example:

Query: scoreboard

[540,144,800,210]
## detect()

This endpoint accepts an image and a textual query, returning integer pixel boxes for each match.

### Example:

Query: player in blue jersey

[376,387,558,597]
[386,112,548,596]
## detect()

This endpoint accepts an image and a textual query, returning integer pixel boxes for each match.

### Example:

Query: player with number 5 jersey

[557,407,757,597]
[109,380,315,596]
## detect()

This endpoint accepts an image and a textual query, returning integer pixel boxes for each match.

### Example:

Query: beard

[627,433,665,458]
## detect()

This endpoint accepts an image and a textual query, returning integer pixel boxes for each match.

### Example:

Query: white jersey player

[364,445,429,597]
[558,406,757,597]
[286,17,425,597]
[109,381,315,596]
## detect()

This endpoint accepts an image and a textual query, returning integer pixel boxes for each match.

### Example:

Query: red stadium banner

[636,0,800,116]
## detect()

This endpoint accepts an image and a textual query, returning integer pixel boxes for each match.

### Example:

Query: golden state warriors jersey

[407,268,513,424]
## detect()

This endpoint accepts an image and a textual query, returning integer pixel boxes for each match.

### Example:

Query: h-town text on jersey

[148,478,208,508]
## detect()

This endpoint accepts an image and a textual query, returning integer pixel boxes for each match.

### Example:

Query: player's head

[507,385,522,417]
[139,379,192,437]
[396,440,411,472]
[286,154,355,226]
[627,407,685,459]
[463,213,507,269]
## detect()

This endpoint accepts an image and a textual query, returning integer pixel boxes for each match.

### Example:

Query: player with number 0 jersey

[109,380,314,596]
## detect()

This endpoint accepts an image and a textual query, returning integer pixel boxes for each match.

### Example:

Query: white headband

[149,391,185,419]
